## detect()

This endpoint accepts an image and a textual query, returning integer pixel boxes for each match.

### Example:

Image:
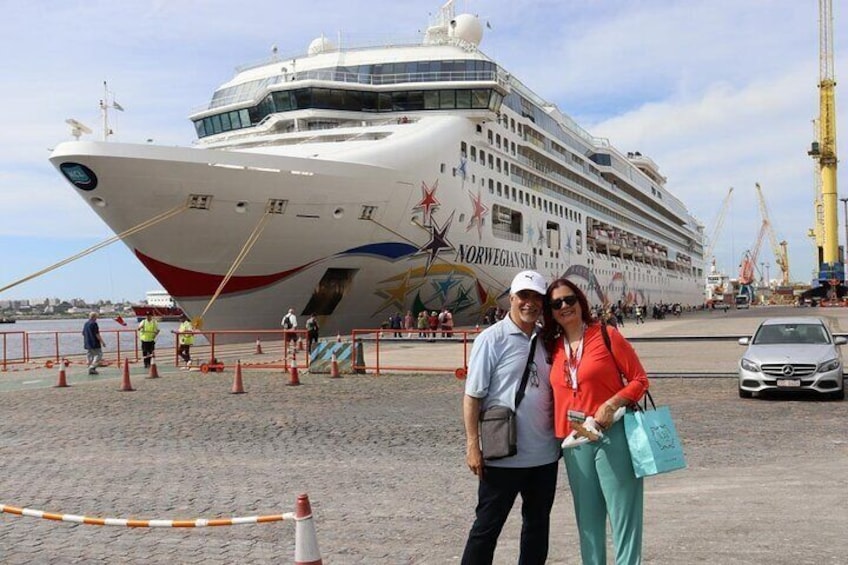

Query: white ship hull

[49,8,704,334]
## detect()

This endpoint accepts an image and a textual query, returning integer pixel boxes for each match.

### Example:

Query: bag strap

[599,322,654,410]
[514,334,538,408]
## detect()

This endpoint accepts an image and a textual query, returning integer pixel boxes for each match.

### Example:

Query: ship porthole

[90,196,107,208]
[235,201,248,213]
[333,207,344,219]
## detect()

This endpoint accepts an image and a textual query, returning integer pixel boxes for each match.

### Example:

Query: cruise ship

[49,2,705,335]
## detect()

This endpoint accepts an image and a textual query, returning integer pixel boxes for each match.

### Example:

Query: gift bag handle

[599,322,654,411]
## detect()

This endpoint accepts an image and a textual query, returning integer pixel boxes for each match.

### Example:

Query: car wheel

[738,387,753,399]
[831,387,845,401]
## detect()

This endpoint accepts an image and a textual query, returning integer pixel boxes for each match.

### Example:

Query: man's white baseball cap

[510,270,547,296]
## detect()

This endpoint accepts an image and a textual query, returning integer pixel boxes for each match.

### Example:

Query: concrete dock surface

[1,305,846,563]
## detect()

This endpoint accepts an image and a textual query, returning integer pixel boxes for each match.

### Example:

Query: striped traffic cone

[55,362,69,388]
[120,358,135,392]
[293,494,322,565]
[329,353,341,379]
[231,360,246,394]
[147,356,160,379]
[288,355,300,386]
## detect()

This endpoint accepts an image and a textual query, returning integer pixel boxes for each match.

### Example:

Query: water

[0,318,189,361]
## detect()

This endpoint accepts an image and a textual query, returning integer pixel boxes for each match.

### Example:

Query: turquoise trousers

[562,419,643,565]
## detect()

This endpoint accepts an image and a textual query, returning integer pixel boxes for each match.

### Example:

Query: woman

[542,278,649,565]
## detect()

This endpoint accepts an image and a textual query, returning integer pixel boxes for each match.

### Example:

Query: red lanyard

[563,324,585,390]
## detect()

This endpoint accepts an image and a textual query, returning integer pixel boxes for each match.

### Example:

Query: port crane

[808,0,842,291]
[755,183,790,285]
[705,187,733,269]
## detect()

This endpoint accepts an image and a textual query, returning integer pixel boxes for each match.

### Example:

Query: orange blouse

[550,323,649,438]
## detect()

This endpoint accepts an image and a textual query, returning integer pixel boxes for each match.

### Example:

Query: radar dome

[307,35,336,56]
[449,14,483,46]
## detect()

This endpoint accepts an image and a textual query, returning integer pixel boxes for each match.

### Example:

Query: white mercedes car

[738,317,845,400]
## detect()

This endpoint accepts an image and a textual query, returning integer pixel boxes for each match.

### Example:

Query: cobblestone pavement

[1,307,847,563]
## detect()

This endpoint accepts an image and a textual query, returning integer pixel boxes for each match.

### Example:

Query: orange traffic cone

[55,363,69,388]
[147,356,160,379]
[255,338,263,355]
[120,358,135,392]
[288,356,301,386]
[231,360,246,394]
[293,494,322,565]
[329,353,341,379]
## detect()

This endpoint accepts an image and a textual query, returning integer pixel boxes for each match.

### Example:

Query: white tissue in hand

[560,408,626,449]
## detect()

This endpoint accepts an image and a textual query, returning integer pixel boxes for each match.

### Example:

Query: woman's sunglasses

[550,295,579,310]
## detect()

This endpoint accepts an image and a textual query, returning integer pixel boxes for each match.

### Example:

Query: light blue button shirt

[465,315,560,468]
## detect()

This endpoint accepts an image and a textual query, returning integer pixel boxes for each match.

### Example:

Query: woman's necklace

[563,323,586,390]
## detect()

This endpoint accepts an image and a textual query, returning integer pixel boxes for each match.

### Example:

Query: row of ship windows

[210,59,499,107]
[456,142,584,225]
[194,87,503,138]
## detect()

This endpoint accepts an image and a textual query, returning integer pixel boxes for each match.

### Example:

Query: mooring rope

[0,203,188,295]
[195,210,272,326]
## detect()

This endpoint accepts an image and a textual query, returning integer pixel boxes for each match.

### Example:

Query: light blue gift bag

[623,398,687,478]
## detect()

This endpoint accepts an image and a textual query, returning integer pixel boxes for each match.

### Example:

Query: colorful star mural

[414,180,441,226]
[466,188,489,241]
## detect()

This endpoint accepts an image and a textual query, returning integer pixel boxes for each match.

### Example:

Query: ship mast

[99,81,124,141]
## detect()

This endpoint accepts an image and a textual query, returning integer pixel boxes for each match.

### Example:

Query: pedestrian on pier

[174,314,195,369]
[82,312,105,375]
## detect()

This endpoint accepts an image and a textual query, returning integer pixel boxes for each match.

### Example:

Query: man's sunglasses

[550,295,579,310]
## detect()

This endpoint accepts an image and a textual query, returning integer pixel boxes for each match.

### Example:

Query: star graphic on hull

[374,270,423,314]
[466,188,489,240]
[416,211,455,273]
[431,271,461,300]
[413,180,441,225]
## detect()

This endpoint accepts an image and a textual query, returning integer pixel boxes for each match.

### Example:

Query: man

[138,312,160,369]
[461,270,560,565]
[174,314,195,369]
[305,313,319,352]
[281,308,298,345]
[82,312,105,375]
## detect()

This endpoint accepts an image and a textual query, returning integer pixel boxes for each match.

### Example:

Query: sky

[0,0,845,303]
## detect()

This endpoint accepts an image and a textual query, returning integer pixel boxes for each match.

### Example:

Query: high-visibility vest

[179,321,194,345]
[139,319,158,342]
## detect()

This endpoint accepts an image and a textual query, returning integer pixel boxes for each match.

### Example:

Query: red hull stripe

[135,250,312,297]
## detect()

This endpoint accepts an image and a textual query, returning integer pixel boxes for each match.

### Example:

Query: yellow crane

[808,0,841,287]
[705,187,734,268]
[755,183,790,285]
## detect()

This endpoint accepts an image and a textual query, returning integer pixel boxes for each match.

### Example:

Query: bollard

[255,338,263,355]
[354,339,366,374]
[231,360,246,394]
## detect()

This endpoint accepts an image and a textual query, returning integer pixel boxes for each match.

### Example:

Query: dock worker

[173,314,195,369]
[138,312,160,369]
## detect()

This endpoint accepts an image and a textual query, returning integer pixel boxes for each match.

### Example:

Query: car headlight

[817,358,841,372]
[740,358,759,372]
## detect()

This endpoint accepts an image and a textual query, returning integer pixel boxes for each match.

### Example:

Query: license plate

[776,379,801,387]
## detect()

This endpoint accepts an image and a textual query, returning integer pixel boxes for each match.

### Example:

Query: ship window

[377,92,392,112]
[461,141,467,154]
[211,114,223,134]
[497,182,502,197]
[496,158,501,173]
[488,179,494,194]
[472,89,489,109]
[456,90,471,109]
[496,134,501,148]
[440,163,446,173]
[576,229,583,254]
[488,154,493,169]
[470,146,476,161]
[362,91,378,112]
[293,88,311,109]
[492,204,523,241]
[229,111,242,129]
[194,120,206,137]
[511,186,516,201]
[424,90,439,109]
[220,112,232,131]
[488,130,493,144]
[440,90,456,109]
